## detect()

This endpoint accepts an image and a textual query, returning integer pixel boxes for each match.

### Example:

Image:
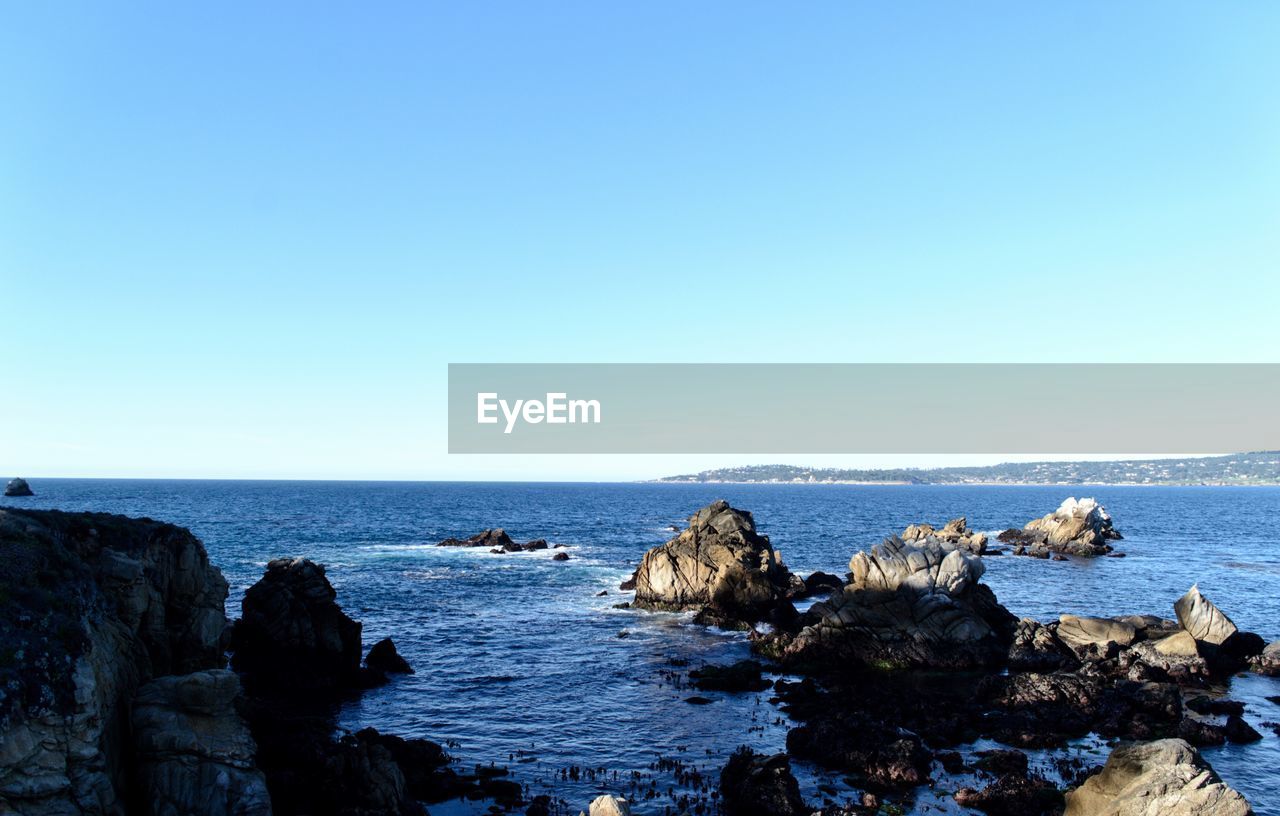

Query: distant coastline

[655,452,1280,487]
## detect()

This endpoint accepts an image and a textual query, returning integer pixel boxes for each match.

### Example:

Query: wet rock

[1250,640,1280,676]
[1064,738,1252,816]
[786,709,932,789]
[689,660,770,692]
[630,501,795,625]
[719,748,808,816]
[366,638,413,675]
[973,749,1028,776]
[1185,696,1244,717]
[781,537,1015,670]
[1007,618,1078,672]
[131,670,271,816]
[523,539,549,551]
[1224,715,1262,743]
[552,551,570,561]
[3,477,33,496]
[800,570,844,597]
[954,770,1062,816]
[231,557,370,694]
[437,528,516,548]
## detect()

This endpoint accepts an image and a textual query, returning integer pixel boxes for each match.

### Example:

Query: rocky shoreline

[1,499,1272,815]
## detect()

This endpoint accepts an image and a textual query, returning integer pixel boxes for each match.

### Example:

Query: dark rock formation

[689,660,770,692]
[437,528,515,548]
[552,551,569,561]
[131,670,271,815]
[366,638,413,675]
[230,557,373,694]
[1064,738,1252,816]
[719,748,808,816]
[799,571,844,597]
[3,477,33,497]
[778,537,1015,670]
[630,501,795,626]
[0,509,239,816]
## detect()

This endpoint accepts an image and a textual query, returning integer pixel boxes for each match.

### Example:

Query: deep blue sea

[4,481,1279,814]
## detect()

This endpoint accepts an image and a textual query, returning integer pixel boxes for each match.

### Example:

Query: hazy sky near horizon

[2,3,1278,480]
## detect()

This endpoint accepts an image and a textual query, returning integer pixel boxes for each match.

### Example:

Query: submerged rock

[719,748,808,816]
[3,477,33,496]
[630,501,794,625]
[1064,738,1252,816]
[780,537,1015,669]
[689,660,770,692]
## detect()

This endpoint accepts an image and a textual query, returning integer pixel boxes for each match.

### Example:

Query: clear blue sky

[2,3,1277,479]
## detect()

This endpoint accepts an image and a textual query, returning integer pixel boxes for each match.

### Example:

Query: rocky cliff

[0,508,267,816]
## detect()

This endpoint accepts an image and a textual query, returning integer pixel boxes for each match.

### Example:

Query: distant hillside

[656,452,1280,486]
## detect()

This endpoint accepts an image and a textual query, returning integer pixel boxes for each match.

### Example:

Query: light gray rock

[1174,585,1238,646]
[1021,497,1120,556]
[782,537,1014,669]
[631,501,792,623]
[1064,738,1252,816]
[588,793,632,816]
[900,517,987,554]
[132,671,271,816]
[1057,614,1138,651]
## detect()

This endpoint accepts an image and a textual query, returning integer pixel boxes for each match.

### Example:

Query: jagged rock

[1249,640,1280,676]
[800,571,844,597]
[0,509,231,816]
[366,638,413,674]
[1007,618,1078,672]
[689,660,770,692]
[231,557,369,693]
[953,759,1063,816]
[587,794,632,816]
[1057,615,1138,652]
[1174,585,1238,646]
[1018,497,1120,556]
[1064,738,1253,816]
[719,748,808,816]
[437,528,515,548]
[3,477,33,497]
[901,517,987,554]
[781,537,1015,669]
[131,670,271,816]
[630,501,794,624]
[786,710,931,788]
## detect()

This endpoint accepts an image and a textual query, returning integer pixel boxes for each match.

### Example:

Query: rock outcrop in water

[0,508,257,816]
[778,536,1015,669]
[230,557,377,693]
[901,516,987,554]
[1064,738,1252,816]
[3,477,33,497]
[629,501,796,628]
[718,748,808,816]
[436,528,550,553]
[1000,497,1121,557]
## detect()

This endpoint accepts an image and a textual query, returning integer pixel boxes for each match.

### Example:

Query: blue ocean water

[4,480,1279,814]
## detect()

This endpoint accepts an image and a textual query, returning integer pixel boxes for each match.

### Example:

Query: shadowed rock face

[0,509,233,816]
[1064,738,1252,816]
[781,537,1016,670]
[231,557,366,694]
[718,748,808,816]
[3,477,33,497]
[132,670,271,816]
[630,501,794,624]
